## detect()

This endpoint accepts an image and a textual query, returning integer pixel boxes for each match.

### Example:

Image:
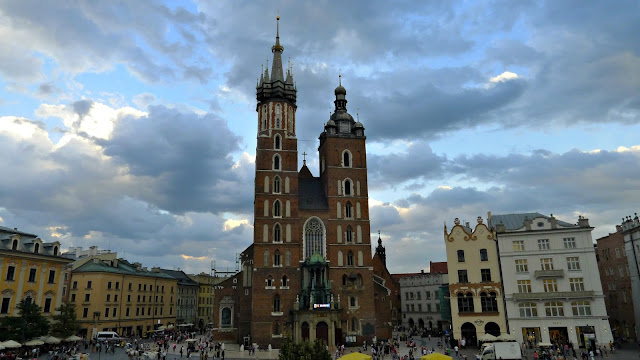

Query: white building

[399,268,448,333]
[620,214,640,341]
[491,212,612,349]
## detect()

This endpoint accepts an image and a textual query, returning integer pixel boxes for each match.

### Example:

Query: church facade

[212,18,395,347]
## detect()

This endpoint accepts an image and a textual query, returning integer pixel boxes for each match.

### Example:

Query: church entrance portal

[316,321,329,345]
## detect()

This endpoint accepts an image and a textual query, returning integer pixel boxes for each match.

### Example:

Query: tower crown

[257,16,296,105]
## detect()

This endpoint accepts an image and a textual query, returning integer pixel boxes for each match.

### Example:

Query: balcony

[534,269,565,279]
[512,290,594,301]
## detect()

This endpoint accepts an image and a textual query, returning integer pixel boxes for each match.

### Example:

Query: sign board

[314,303,330,309]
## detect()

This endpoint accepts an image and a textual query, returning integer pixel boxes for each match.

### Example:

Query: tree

[279,337,331,360]
[0,299,50,342]
[50,303,80,338]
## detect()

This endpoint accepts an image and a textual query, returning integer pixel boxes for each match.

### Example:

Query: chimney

[496,222,506,233]
[616,225,623,233]
[524,216,532,230]
[549,214,557,229]
[577,215,590,228]
[151,267,161,273]
[112,259,118,268]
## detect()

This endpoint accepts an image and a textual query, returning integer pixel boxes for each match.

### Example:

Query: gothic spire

[270,15,285,82]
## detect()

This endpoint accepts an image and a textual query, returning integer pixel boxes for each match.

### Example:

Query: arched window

[273,154,281,170]
[274,250,281,266]
[262,105,268,130]
[221,307,232,327]
[274,134,281,150]
[346,226,353,243]
[351,318,358,332]
[285,250,291,266]
[343,150,352,167]
[264,250,270,266]
[273,200,281,217]
[53,247,58,256]
[342,274,348,286]
[344,179,352,195]
[457,250,465,262]
[347,251,354,267]
[34,243,40,254]
[304,217,325,260]
[273,294,281,312]
[267,276,274,287]
[273,176,281,193]
[350,296,357,307]
[12,240,18,250]
[273,321,281,335]
[345,202,353,218]
[273,224,281,243]
[282,276,288,287]
[356,274,363,287]
[276,104,281,128]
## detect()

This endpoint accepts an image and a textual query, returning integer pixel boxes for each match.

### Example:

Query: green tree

[0,299,50,342]
[279,337,331,360]
[50,303,79,338]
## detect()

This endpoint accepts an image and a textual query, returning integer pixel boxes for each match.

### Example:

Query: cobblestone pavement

[30,335,640,360]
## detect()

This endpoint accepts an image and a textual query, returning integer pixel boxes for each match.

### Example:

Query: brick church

[212,17,399,348]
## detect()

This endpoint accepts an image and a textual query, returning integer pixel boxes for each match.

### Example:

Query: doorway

[316,321,329,345]
[461,322,477,346]
[302,322,310,340]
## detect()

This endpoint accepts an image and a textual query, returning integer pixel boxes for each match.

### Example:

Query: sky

[1,0,639,275]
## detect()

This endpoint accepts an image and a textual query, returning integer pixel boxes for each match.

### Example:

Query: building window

[12,240,18,250]
[545,301,564,317]
[273,154,281,170]
[48,270,56,284]
[344,180,352,196]
[513,241,525,251]
[6,266,15,281]
[543,279,558,292]
[71,294,76,302]
[457,250,465,262]
[342,150,352,167]
[480,249,488,261]
[274,251,281,266]
[519,302,538,317]
[1,297,11,314]
[304,217,325,260]
[538,239,550,250]
[282,276,288,287]
[480,292,498,312]
[540,258,554,270]
[273,200,281,217]
[350,296,357,308]
[264,250,270,266]
[273,295,280,312]
[273,176,281,193]
[345,202,353,218]
[347,251,354,266]
[351,318,358,332]
[569,278,585,291]
[481,269,492,282]
[571,301,591,316]
[515,259,528,272]
[457,293,474,313]
[106,294,111,302]
[34,243,40,253]
[343,275,348,286]
[346,226,353,243]
[567,257,580,270]
[107,282,112,290]
[82,308,88,318]
[85,294,90,302]
[267,276,274,287]
[458,270,468,283]
[563,237,576,248]
[619,265,625,277]
[615,248,621,258]
[28,268,37,282]
[416,292,421,300]
[73,281,78,289]
[426,291,431,300]
[274,224,281,243]
[274,134,281,150]
[87,281,92,289]
[517,280,532,293]
[105,308,110,318]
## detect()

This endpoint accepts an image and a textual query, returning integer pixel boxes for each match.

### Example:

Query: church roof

[298,164,314,179]
[298,177,329,210]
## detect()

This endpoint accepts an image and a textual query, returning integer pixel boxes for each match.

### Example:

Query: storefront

[549,327,569,344]
[576,325,596,349]
[521,327,541,347]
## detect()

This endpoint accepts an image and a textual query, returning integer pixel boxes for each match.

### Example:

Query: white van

[96,331,121,342]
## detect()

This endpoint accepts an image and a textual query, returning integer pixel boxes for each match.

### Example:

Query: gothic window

[274,250,281,266]
[273,224,281,243]
[273,154,281,170]
[285,250,291,266]
[344,179,352,196]
[346,226,353,243]
[350,296,357,307]
[274,134,281,150]
[267,276,274,287]
[264,250,270,266]
[347,251,354,267]
[304,217,325,260]
[273,200,281,217]
[273,294,281,312]
[273,176,281,193]
[342,150,352,167]
[345,202,353,218]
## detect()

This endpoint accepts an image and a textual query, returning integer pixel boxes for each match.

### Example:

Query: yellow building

[69,258,177,338]
[188,272,215,329]
[0,226,72,319]
[444,216,507,346]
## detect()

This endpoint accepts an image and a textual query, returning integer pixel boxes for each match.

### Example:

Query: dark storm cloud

[368,141,447,188]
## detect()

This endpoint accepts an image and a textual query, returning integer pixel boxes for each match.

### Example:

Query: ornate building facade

[212,17,387,348]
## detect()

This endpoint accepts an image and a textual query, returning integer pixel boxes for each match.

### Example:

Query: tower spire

[270,15,285,82]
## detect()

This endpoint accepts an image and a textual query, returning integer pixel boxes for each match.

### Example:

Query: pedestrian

[180,347,183,358]
[454,345,459,357]
[221,350,224,360]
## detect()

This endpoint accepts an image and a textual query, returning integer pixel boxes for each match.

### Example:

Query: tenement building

[444,217,506,346]
[491,212,612,349]
[620,213,640,341]
[0,226,72,319]
[596,226,635,342]
[160,269,199,326]
[399,262,448,334]
[212,17,390,347]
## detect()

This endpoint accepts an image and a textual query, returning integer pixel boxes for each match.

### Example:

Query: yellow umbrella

[338,352,373,360]
[421,353,454,360]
